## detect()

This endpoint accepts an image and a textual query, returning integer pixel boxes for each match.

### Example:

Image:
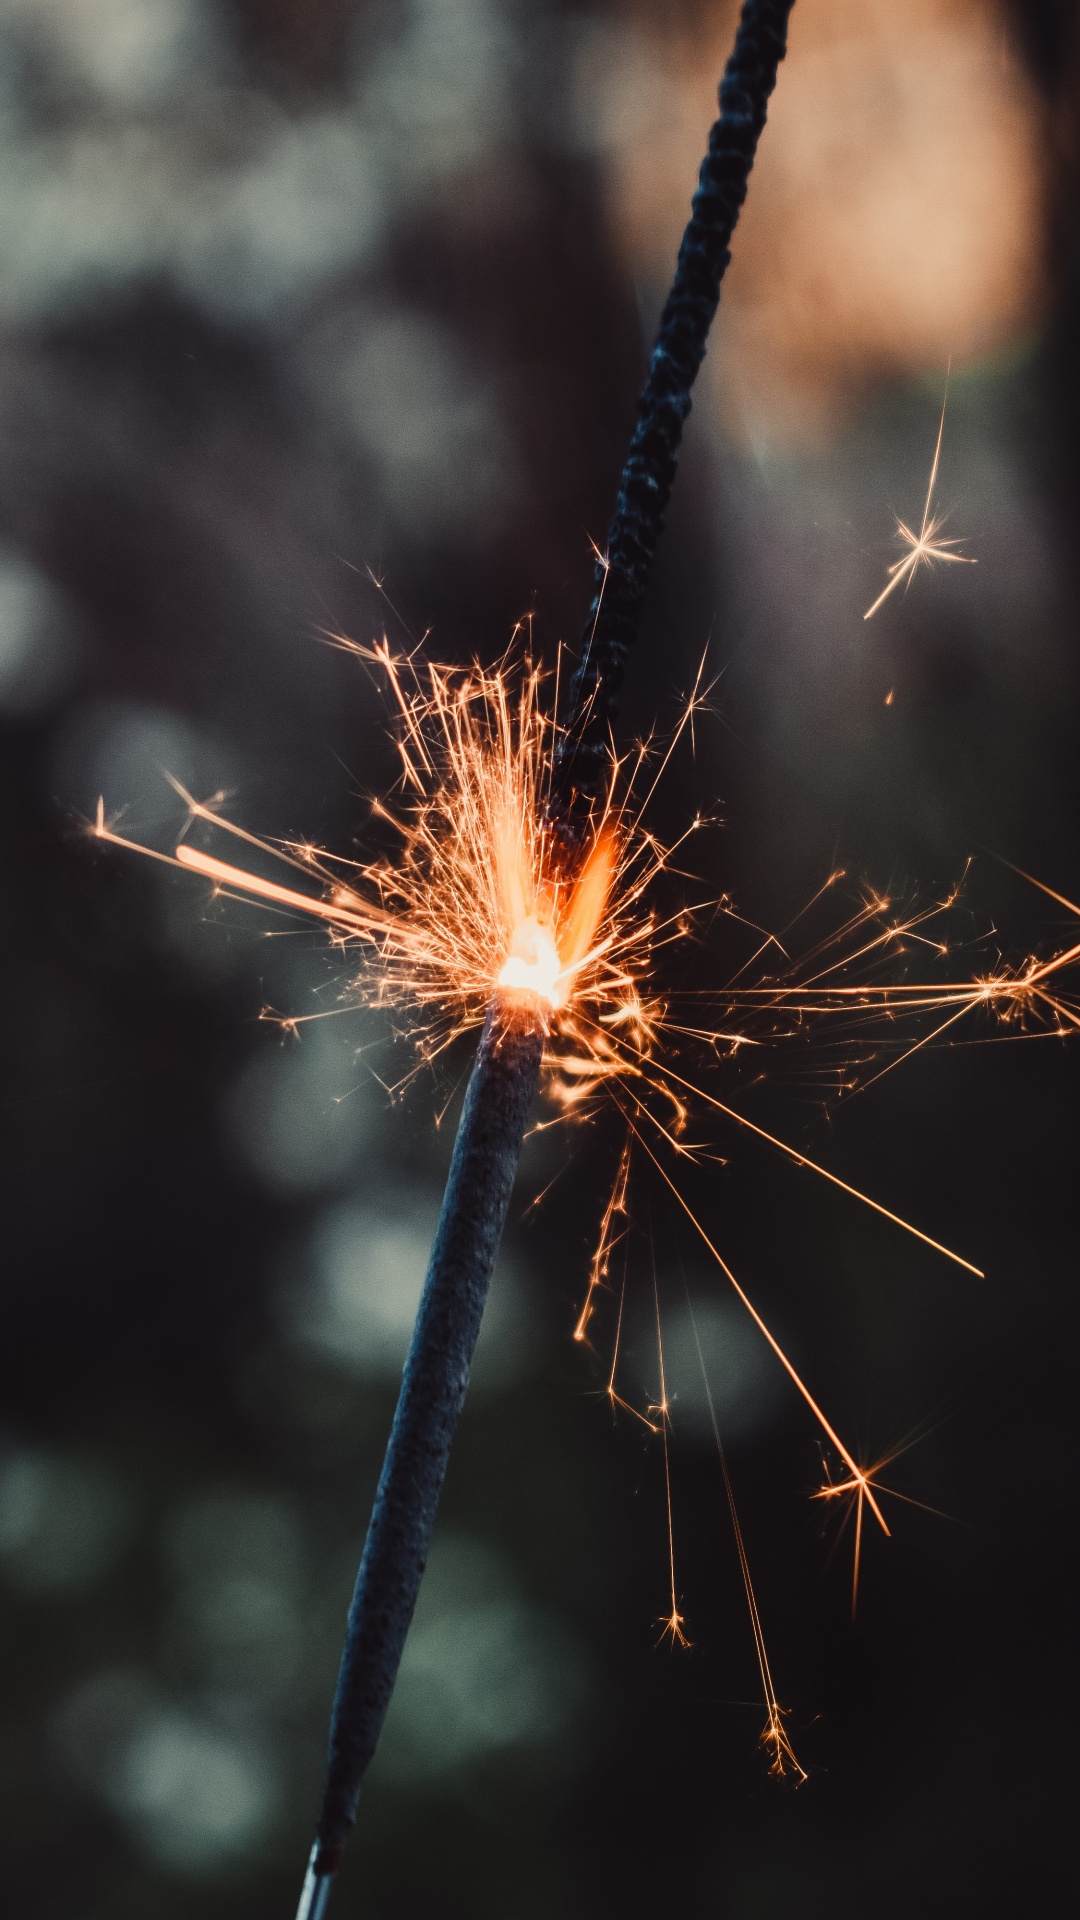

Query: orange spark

[622,1107,891,1542]
[174,844,382,931]
[864,384,976,621]
[603,1273,659,1434]
[651,1263,689,1650]
[814,1427,953,1619]
[575,1138,632,1346]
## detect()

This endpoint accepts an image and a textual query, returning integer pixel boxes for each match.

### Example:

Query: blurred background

[1,1,1078,1914]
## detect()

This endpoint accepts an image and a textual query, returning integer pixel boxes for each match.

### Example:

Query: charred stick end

[298,992,545,1911]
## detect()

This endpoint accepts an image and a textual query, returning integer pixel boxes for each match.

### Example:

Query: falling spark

[651,1257,689,1649]
[604,1263,659,1434]
[684,1284,806,1781]
[864,384,976,620]
[575,1138,632,1347]
[814,1425,956,1620]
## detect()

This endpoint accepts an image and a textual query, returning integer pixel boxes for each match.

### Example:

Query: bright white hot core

[497,916,563,1006]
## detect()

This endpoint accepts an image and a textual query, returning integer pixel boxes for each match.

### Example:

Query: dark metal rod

[551,0,796,834]
[297,992,545,1915]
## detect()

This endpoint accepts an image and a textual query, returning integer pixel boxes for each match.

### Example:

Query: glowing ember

[498,917,562,1003]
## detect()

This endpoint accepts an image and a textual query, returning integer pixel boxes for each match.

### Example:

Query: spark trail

[685,1284,806,1780]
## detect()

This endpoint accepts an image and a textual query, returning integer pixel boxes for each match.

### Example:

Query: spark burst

[95,636,670,1084]
[864,383,976,621]
[94,640,1080,1784]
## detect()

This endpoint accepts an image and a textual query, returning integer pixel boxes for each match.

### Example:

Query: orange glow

[497,917,563,1003]
[558,831,618,982]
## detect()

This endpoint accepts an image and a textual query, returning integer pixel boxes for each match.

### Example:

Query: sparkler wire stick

[297,4,794,1909]
[299,992,545,1917]
[552,0,796,827]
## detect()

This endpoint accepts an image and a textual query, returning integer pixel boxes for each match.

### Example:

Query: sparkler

[864,380,976,621]
[97,7,797,1903]
[89,0,1080,1894]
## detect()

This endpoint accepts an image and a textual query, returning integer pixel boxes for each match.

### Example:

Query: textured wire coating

[551,0,795,835]
[306,995,545,1883]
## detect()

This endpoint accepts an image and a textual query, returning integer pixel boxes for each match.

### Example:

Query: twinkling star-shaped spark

[864,388,976,621]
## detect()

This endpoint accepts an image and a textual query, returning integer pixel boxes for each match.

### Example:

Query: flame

[498,917,563,1003]
[494,809,617,1009]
